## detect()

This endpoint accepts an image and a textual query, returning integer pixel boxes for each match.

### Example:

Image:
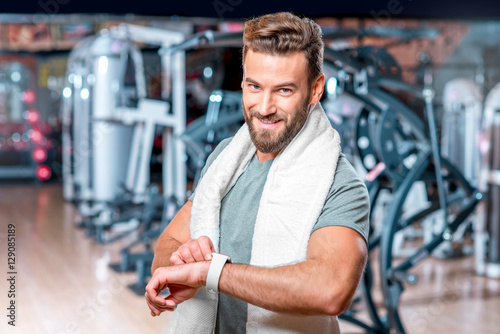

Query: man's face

[241,50,313,156]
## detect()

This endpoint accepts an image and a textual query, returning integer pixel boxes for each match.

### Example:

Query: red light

[365,162,386,182]
[30,129,43,144]
[22,90,36,105]
[23,109,40,125]
[36,165,51,181]
[32,147,48,163]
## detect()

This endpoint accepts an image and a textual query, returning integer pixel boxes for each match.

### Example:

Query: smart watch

[206,252,231,295]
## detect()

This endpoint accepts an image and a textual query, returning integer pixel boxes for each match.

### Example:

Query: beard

[242,95,311,154]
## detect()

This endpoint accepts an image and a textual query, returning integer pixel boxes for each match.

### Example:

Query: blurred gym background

[1,1,500,333]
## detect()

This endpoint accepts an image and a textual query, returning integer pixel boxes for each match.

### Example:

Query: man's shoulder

[331,154,368,193]
[335,154,362,178]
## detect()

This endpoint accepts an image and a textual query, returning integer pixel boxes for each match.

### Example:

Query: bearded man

[145,11,370,334]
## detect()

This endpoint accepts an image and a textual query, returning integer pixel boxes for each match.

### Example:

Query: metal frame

[106,29,245,294]
[476,82,500,278]
[441,78,484,187]
[324,34,482,333]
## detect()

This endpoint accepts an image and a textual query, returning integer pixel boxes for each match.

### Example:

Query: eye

[280,88,292,93]
[250,84,260,90]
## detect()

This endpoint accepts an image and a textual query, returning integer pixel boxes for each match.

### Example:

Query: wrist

[199,260,212,286]
[206,253,232,294]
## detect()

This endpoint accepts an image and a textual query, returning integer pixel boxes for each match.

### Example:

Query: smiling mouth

[256,117,282,129]
[259,118,280,124]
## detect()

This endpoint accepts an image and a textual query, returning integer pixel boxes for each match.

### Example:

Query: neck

[256,150,279,162]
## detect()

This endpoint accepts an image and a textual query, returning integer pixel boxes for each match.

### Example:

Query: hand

[145,261,210,317]
[170,236,215,265]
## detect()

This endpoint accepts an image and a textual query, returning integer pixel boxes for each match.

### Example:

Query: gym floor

[1,184,499,334]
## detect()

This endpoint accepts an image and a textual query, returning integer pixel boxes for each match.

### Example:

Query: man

[145,11,370,333]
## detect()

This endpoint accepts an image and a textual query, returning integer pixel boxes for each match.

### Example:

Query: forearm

[150,201,193,274]
[151,236,182,274]
[218,260,356,316]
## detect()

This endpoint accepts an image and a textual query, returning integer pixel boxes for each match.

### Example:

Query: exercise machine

[108,28,244,294]
[441,78,484,187]
[323,30,482,333]
[476,82,500,279]
[60,29,147,223]
[181,89,244,192]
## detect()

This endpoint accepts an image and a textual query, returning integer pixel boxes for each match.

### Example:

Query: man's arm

[150,200,193,274]
[147,200,196,317]
[217,225,367,316]
[150,225,367,316]
[219,226,367,315]
[147,199,216,317]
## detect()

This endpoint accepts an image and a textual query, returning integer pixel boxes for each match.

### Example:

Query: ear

[309,73,325,104]
[241,64,246,90]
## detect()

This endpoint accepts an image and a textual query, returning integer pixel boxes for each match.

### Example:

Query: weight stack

[441,78,483,186]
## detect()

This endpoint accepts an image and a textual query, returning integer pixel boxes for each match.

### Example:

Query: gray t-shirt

[189,137,370,333]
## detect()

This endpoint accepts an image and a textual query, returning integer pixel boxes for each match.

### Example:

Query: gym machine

[432,77,484,258]
[60,28,149,232]
[441,78,484,187]
[371,71,480,334]
[62,22,201,246]
[476,82,500,279]
[107,28,244,294]
[87,24,190,293]
[181,89,244,192]
[322,64,367,177]
[322,31,482,333]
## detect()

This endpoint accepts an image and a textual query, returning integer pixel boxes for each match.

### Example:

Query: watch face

[214,252,231,262]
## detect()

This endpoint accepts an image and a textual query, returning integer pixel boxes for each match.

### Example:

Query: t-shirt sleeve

[188,137,234,202]
[313,155,370,244]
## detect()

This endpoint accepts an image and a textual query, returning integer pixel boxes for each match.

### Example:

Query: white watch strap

[206,253,231,294]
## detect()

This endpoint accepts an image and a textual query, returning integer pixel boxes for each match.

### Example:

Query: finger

[146,292,175,316]
[149,302,162,316]
[165,298,177,308]
[145,290,165,309]
[188,239,206,262]
[198,236,215,260]
[178,244,196,263]
[170,251,185,265]
[145,292,162,316]
[151,301,174,315]
[164,292,193,306]
[145,275,169,306]
[149,303,174,316]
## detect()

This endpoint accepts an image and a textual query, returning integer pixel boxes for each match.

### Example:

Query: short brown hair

[242,12,324,85]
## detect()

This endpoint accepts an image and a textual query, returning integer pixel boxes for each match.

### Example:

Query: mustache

[248,110,283,123]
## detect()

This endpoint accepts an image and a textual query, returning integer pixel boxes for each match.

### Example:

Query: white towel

[166,102,341,334]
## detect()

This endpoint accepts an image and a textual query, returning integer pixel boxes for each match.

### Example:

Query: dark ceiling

[1,0,500,20]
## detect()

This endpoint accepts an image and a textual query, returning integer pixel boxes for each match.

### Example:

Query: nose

[258,91,277,116]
